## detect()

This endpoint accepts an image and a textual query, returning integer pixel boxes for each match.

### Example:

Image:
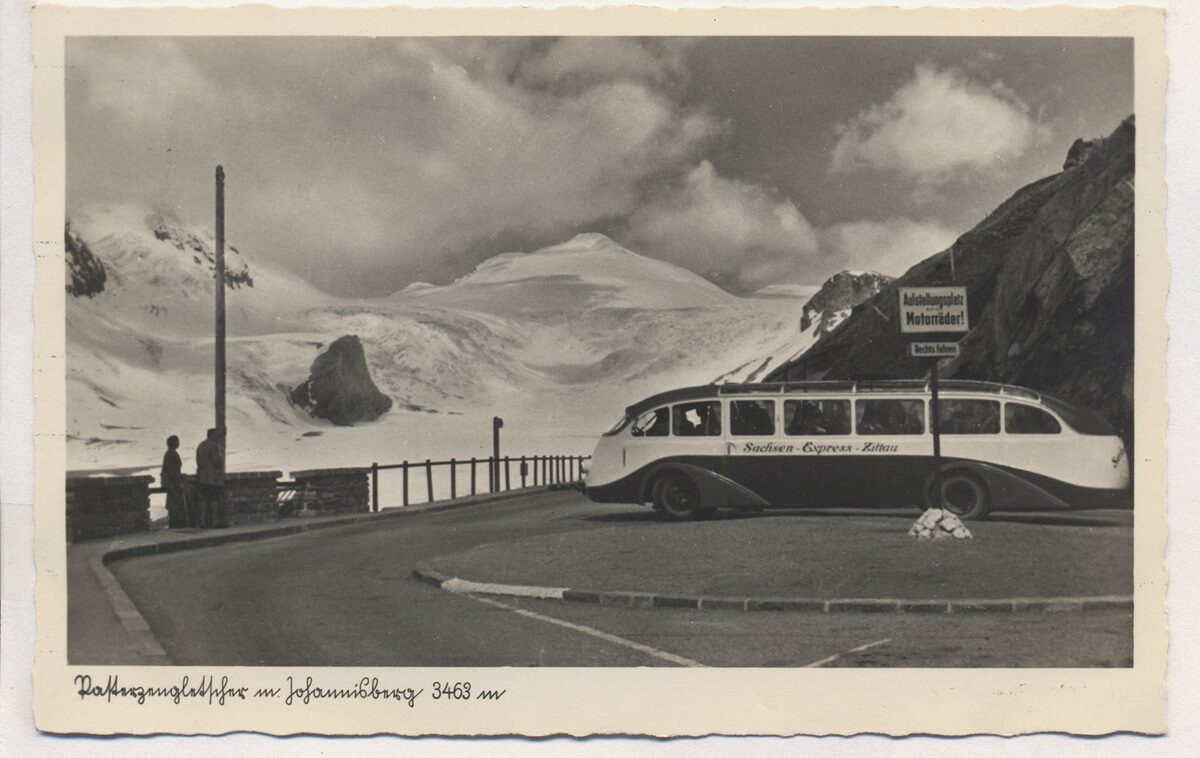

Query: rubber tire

[929,470,990,520]
[653,471,702,521]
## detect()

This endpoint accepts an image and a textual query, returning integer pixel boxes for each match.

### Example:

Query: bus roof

[626,379,1044,416]
[623,380,1117,436]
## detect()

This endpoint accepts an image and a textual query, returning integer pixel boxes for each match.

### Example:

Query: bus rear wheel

[653,472,701,521]
[930,471,990,520]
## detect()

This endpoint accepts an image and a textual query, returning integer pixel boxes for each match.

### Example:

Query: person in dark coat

[195,428,226,528]
[161,435,186,528]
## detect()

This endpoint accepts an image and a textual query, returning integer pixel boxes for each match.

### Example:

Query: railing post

[425,458,434,503]
[371,462,379,512]
[450,458,456,500]
[569,456,574,482]
[402,461,409,507]
[504,456,511,491]
[470,457,477,495]
[521,455,527,488]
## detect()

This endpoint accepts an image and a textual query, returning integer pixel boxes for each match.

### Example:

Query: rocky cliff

[713,270,890,384]
[65,221,107,297]
[768,116,1135,445]
[290,335,393,426]
[800,271,894,337]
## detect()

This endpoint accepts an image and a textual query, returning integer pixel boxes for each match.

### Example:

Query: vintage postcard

[32,4,1167,737]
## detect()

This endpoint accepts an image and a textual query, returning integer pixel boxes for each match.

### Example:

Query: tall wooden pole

[214,166,226,439]
[930,358,941,507]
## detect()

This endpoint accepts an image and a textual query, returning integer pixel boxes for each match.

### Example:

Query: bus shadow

[583,508,1130,528]
[986,511,1131,528]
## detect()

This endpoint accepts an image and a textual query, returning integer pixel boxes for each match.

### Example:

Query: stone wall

[290,467,370,513]
[66,475,152,542]
[225,471,282,521]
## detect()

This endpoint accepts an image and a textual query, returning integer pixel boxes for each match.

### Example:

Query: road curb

[412,565,1133,614]
[85,486,558,664]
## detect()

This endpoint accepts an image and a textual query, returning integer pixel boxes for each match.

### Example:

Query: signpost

[491,416,504,493]
[898,287,969,508]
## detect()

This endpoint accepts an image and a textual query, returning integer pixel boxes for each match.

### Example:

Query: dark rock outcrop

[768,116,1135,446]
[800,271,893,335]
[65,221,107,297]
[149,211,254,289]
[290,335,392,425]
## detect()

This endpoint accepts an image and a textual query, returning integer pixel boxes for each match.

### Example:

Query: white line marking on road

[803,638,892,668]
[466,594,707,668]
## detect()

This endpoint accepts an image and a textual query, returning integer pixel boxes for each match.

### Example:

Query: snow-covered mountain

[65,209,825,475]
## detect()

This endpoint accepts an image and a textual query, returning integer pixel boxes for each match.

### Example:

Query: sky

[66,36,1132,296]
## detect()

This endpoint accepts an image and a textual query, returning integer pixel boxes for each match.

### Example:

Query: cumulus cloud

[67,37,720,295]
[830,64,1049,184]
[621,161,821,293]
[819,217,960,278]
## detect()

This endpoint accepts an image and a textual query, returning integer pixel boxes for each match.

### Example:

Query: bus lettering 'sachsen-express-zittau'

[582,380,1130,520]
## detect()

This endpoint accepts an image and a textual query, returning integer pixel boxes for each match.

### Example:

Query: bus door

[668,399,727,473]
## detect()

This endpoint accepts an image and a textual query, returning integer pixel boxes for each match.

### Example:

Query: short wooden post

[504,457,511,491]
[425,458,434,503]
[402,461,409,507]
[521,455,527,488]
[450,458,457,500]
[371,462,379,512]
[470,457,477,495]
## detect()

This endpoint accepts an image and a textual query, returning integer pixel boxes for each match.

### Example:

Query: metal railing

[370,454,589,512]
[136,453,590,513]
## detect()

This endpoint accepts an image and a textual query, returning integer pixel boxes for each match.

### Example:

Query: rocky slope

[767,116,1135,445]
[714,270,892,384]
[65,221,107,297]
[800,270,893,337]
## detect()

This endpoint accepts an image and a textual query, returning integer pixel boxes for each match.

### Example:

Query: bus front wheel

[653,472,701,521]
[929,471,990,520]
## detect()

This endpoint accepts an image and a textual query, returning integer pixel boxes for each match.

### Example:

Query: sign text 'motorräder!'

[898,286,970,334]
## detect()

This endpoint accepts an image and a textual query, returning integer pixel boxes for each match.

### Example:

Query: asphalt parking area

[485,593,1134,668]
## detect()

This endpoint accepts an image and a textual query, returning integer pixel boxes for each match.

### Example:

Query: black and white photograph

[26,2,1170,739]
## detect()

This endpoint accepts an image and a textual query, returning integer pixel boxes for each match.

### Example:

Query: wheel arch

[640,462,770,509]
[930,460,1072,513]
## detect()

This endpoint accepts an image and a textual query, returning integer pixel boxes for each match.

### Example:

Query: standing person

[161,435,186,528]
[195,428,226,528]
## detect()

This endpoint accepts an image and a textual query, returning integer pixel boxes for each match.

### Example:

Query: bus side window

[940,399,1000,434]
[631,407,669,437]
[673,401,722,436]
[731,400,775,436]
[1005,403,1061,434]
[784,399,851,435]
[856,399,925,435]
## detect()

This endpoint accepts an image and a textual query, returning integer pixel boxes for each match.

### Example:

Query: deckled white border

[4,0,1197,755]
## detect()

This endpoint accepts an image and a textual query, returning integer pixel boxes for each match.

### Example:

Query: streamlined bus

[582,380,1130,520]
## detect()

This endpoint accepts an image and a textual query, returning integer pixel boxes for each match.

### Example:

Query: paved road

[110,492,1132,667]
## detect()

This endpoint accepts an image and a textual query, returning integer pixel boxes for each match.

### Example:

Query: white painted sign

[908,341,961,358]
[898,287,969,334]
